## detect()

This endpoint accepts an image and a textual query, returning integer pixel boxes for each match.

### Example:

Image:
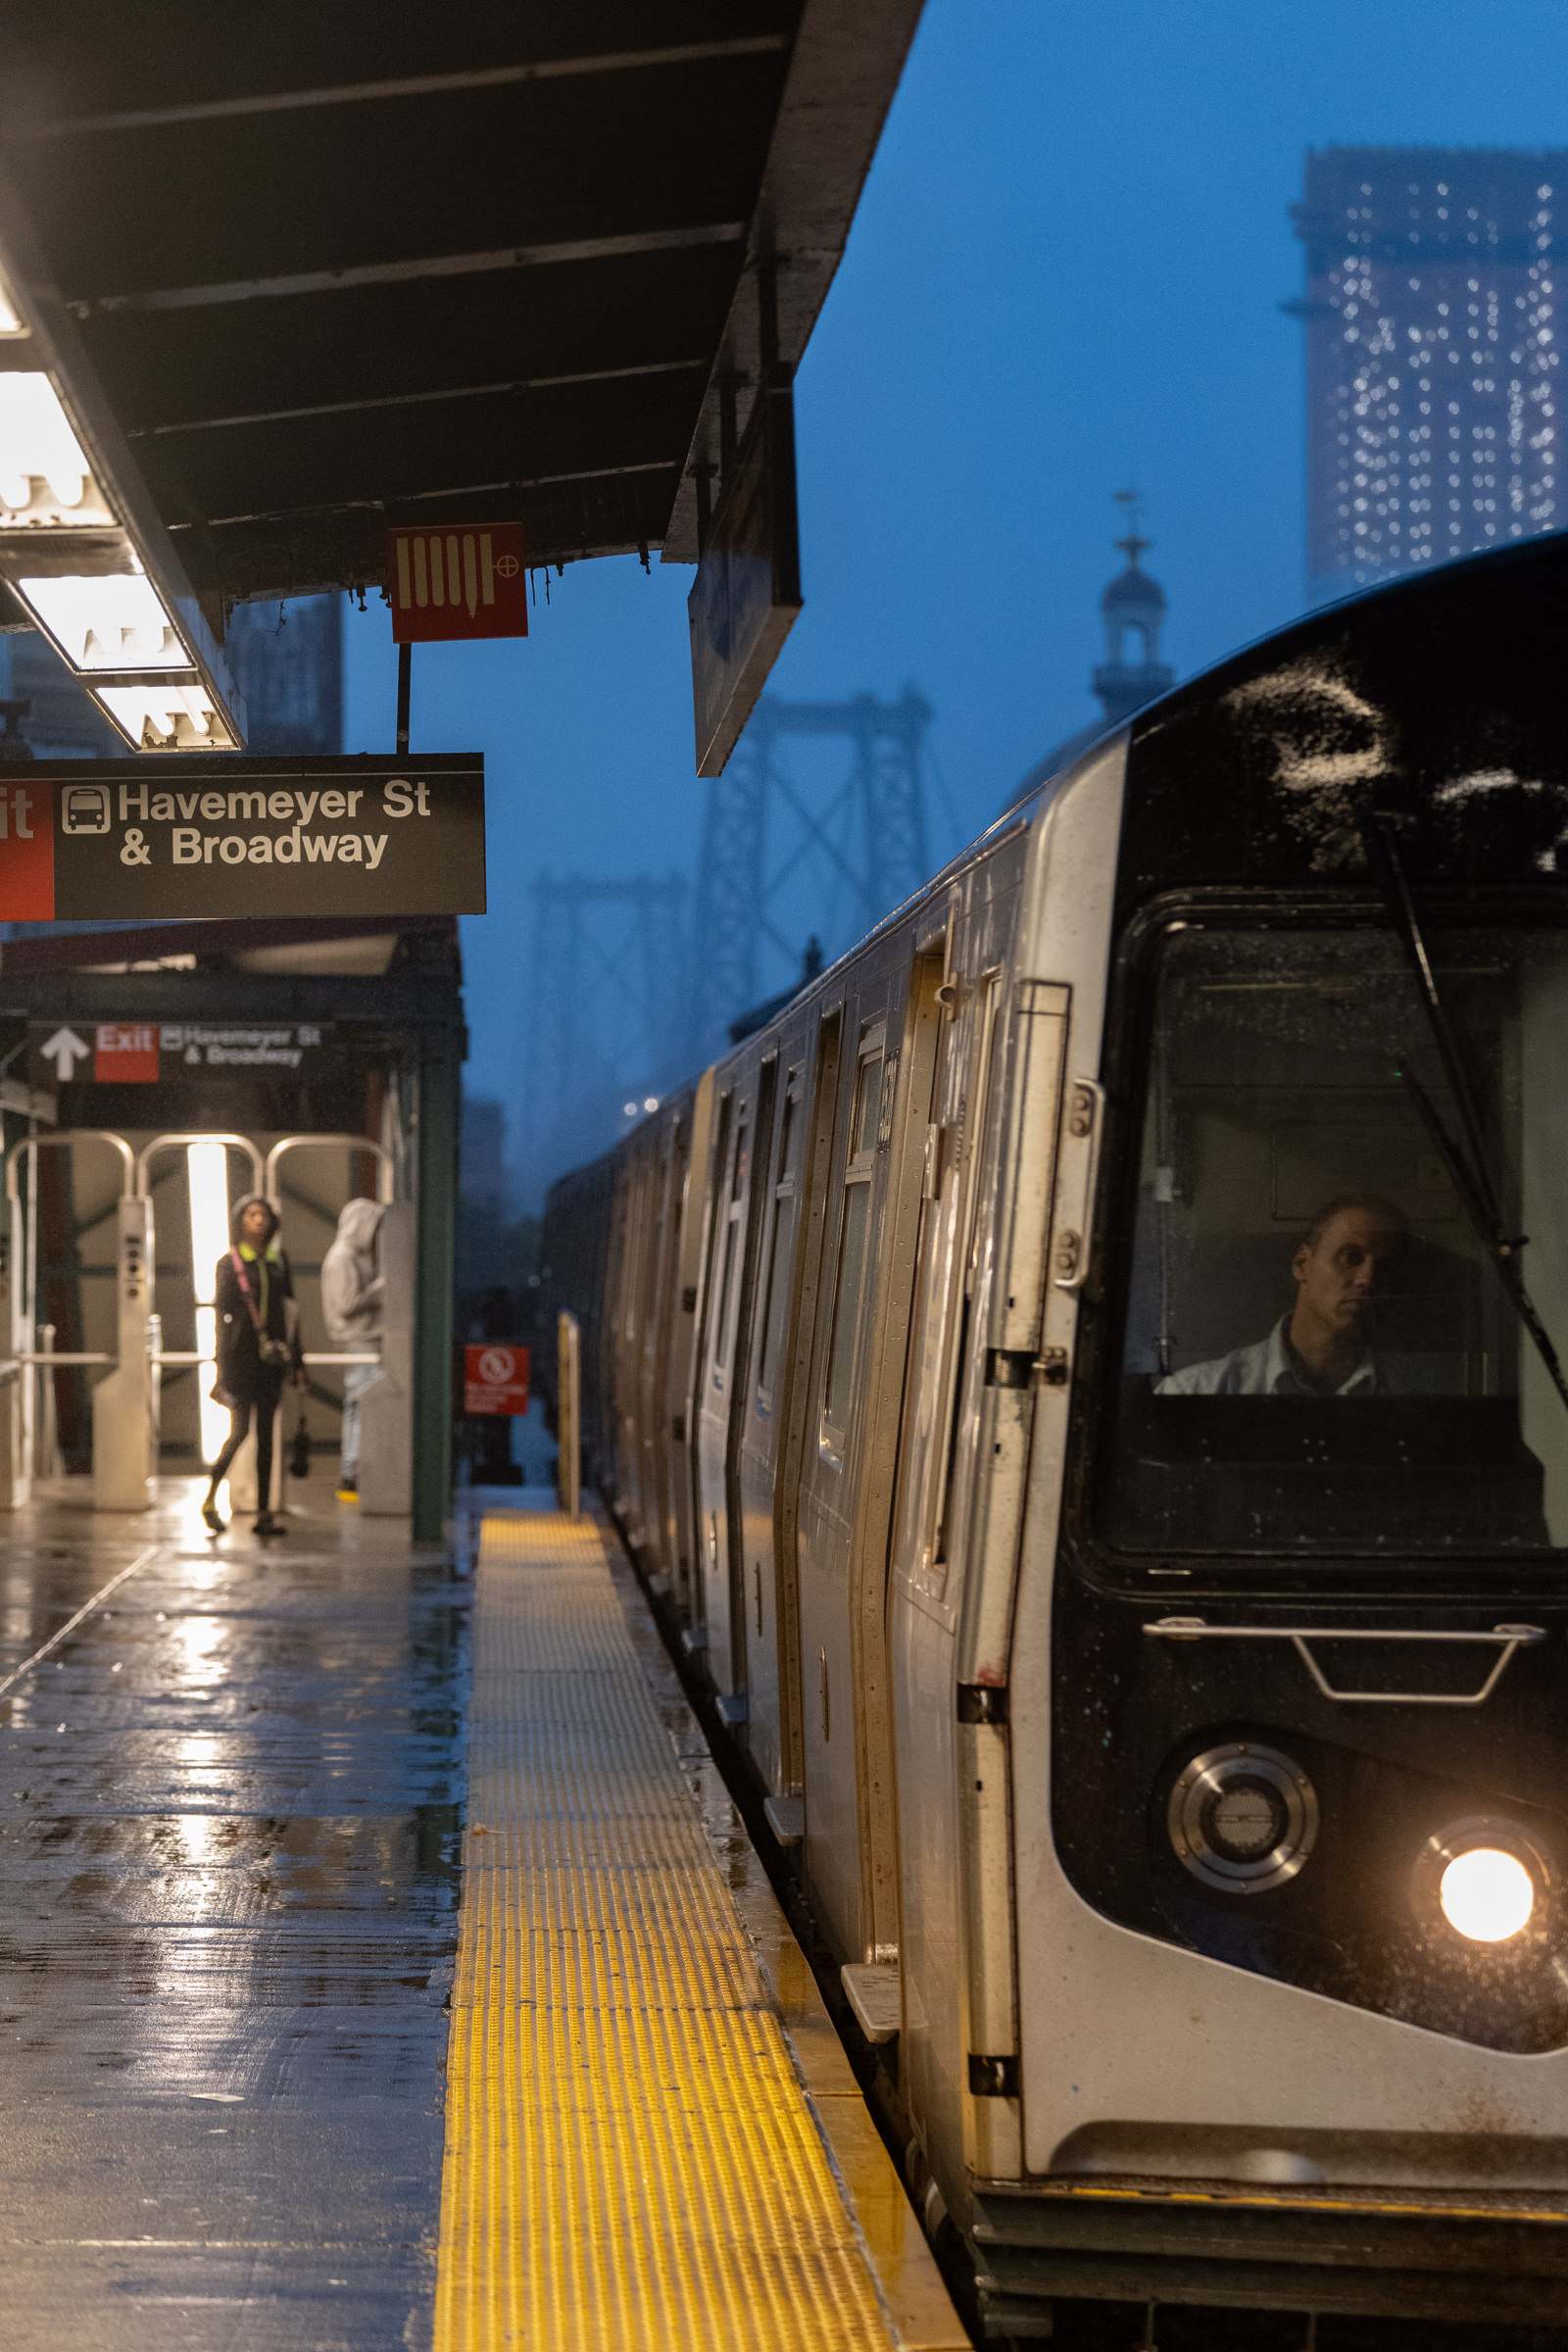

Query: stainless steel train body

[543,540,1568,2332]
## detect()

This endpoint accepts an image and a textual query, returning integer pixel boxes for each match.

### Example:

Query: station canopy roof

[0,2,920,617]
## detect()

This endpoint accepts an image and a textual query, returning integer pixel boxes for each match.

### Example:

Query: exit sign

[389,524,528,642]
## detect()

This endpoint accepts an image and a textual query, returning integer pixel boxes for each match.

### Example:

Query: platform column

[413,1018,460,1542]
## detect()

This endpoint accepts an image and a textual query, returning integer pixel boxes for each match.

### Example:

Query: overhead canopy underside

[0,2,919,610]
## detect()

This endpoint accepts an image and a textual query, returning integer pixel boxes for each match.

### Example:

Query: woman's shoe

[201,1496,225,1535]
[253,1511,286,1537]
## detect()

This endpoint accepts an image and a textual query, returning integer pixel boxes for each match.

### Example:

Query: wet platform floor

[0,1479,466,2351]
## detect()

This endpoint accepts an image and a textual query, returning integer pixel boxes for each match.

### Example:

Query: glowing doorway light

[187,1144,231,1469]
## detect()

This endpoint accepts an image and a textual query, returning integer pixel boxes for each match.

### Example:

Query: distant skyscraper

[1294,148,1564,608]
[225,596,343,754]
[0,593,342,757]
[461,1096,508,1217]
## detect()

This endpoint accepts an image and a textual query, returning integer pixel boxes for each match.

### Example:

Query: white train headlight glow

[1413,1819,1547,1947]
[1438,1847,1536,1943]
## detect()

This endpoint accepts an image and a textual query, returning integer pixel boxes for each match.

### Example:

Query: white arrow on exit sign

[39,1027,90,1083]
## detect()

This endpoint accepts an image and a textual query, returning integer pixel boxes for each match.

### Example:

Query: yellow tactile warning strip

[432,1510,912,2352]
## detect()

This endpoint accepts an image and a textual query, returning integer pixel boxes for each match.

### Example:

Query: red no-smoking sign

[464,1344,530,1416]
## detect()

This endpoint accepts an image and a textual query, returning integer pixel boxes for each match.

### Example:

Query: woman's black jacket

[215,1247,302,1401]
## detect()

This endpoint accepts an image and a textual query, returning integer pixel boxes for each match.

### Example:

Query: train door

[766,1006,844,1818]
[736,1056,806,1789]
[694,1065,775,1698]
[666,1073,718,1620]
[797,951,947,1964]
[628,1133,667,1558]
[711,1054,778,1722]
[615,1152,650,1528]
[688,1088,735,1654]
[640,1112,686,1587]
[886,945,1017,2166]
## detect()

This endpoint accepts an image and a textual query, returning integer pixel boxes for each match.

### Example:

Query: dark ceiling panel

[18,57,791,300]
[92,244,742,429]
[138,372,703,522]
[0,0,920,598]
[0,5,797,123]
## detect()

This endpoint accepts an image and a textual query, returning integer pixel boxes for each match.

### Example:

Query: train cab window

[1104,919,1568,1557]
[757,1075,803,1413]
[822,1033,885,1455]
[711,1110,750,1386]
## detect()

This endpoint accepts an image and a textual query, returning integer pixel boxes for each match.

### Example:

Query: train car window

[823,1035,885,1453]
[757,1076,803,1412]
[712,1110,750,1382]
[1104,918,1568,1556]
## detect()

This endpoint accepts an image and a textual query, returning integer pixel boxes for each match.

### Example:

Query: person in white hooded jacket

[321,1198,385,1499]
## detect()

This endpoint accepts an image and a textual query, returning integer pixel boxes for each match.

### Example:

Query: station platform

[0,1479,964,2351]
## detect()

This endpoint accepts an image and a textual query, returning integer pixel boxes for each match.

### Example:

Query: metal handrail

[265,1133,393,1205]
[5,1129,133,1206]
[134,1131,264,1199]
[1143,1616,1547,1707]
[151,1349,381,1366]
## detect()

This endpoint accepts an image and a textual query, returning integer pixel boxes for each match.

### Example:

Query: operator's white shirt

[1154,1314,1396,1397]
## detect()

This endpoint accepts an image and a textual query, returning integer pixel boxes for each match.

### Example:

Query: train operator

[1156,1193,1409,1397]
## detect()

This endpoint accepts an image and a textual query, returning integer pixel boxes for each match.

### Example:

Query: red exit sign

[389,524,528,643]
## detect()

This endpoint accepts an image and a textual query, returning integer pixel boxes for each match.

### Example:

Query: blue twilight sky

[342,0,1568,1173]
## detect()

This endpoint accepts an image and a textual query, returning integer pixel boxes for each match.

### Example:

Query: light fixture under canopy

[0,172,244,753]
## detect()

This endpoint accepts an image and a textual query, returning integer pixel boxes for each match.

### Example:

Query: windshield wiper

[1362,810,1568,1421]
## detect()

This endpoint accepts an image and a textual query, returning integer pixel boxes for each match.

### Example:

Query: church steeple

[1091,491,1174,726]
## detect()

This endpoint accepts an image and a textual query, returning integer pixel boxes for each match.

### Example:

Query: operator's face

[1293,1207,1404,1337]
[240,1202,271,1244]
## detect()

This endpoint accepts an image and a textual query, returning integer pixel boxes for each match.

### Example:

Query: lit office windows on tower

[1294,149,1562,607]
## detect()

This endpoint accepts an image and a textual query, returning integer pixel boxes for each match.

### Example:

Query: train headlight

[1440,1848,1534,1943]
[1168,1742,1319,1893]
[1413,1819,1547,1946]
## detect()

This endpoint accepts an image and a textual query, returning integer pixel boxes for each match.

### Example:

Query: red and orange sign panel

[389,525,528,643]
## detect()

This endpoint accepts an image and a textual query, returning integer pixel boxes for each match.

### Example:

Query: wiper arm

[1394,1058,1568,1419]
[1363,813,1499,1209]
[1362,811,1568,1420]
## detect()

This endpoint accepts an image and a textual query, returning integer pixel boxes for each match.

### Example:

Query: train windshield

[1107,917,1568,1556]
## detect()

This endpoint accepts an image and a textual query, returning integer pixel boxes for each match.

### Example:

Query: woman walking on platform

[202,1195,303,1537]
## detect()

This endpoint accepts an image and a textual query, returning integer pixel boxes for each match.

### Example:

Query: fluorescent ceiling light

[92,679,238,752]
[0,182,244,748]
[0,371,110,520]
[19,568,187,670]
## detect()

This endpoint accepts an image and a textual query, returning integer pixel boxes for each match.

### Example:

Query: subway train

[543,537,1568,2339]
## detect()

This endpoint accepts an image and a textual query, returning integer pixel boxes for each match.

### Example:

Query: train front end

[994,538,1568,2329]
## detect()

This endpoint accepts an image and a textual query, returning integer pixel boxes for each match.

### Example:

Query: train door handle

[1052,1078,1105,1293]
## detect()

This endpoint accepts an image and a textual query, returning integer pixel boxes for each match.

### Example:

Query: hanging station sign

[388,524,528,643]
[0,756,485,920]
[688,377,803,777]
[29,1018,338,1091]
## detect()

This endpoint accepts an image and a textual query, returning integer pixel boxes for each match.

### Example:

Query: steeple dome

[1092,497,1174,726]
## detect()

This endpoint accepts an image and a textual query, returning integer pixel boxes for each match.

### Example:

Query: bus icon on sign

[61,784,112,835]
